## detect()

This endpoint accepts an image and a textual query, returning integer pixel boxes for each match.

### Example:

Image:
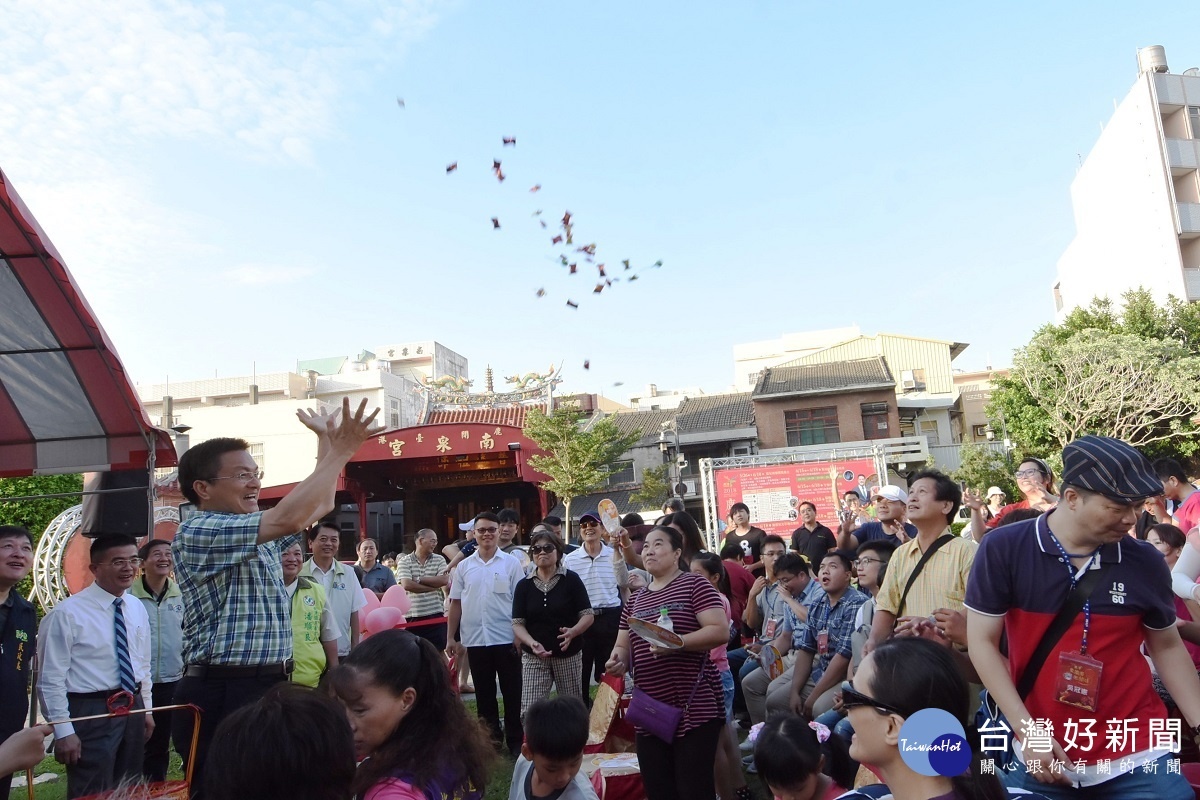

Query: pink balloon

[361,588,382,614]
[366,606,406,635]
[381,585,412,614]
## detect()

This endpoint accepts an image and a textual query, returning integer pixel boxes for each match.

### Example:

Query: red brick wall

[753,389,900,449]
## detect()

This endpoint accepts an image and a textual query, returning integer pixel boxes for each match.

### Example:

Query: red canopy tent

[0,167,176,478]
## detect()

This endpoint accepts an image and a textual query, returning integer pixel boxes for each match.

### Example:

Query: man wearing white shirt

[562,510,626,705]
[447,511,524,755]
[37,535,153,799]
[300,522,366,658]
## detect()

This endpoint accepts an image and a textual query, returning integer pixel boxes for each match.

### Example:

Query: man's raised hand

[296,405,341,438]
[328,397,382,455]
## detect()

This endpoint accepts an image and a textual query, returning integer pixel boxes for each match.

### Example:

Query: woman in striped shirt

[605,526,729,800]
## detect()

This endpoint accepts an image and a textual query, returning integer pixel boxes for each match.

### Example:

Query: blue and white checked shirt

[798,586,868,681]
[171,511,299,666]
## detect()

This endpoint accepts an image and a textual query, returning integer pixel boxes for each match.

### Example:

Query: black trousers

[407,614,448,652]
[636,718,724,800]
[65,692,146,800]
[579,607,621,704]
[144,680,178,781]
[172,673,285,799]
[466,644,523,754]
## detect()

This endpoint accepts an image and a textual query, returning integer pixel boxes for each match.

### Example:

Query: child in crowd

[204,683,357,800]
[751,713,856,800]
[509,696,599,800]
[333,630,495,800]
[692,553,755,800]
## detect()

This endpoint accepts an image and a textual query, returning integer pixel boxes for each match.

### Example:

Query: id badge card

[1053,650,1102,712]
[763,617,780,641]
[816,629,830,655]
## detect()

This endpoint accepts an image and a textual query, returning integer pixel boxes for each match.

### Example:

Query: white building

[137,342,468,487]
[1055,46,1200,319]
[628,384,705,411]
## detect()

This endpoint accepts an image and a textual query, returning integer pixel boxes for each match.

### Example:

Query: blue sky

[3,1,1199,402]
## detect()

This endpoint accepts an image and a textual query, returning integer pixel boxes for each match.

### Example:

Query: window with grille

[860,402,890,440]
[607,460,636,486]
[784,407,840,447]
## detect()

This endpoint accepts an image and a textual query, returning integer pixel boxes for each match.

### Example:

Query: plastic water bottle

[656,607,674,633]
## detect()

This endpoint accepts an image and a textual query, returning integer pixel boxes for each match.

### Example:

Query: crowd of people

[0,400,1199,800]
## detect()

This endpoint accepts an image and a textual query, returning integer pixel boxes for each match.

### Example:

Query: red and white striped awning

[0,167,176,478]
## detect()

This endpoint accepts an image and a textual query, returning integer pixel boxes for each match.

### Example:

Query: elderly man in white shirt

[300,522,366,658]
[447,511,525,756]
[562,510,627,705]
[38,534,153,799]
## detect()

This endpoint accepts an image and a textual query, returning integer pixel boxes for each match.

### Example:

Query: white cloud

[0,0,441,362]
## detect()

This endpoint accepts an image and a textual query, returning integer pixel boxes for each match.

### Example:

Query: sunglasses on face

[579,520,600,529]
[529,544,556,555]
[840,681,906,717]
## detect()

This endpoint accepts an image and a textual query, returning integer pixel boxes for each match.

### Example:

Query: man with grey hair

[397,529,449,651]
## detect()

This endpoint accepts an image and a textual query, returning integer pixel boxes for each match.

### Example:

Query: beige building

[735,328,968,447]
[1055,46,1200,319]
[953,369,1010,443]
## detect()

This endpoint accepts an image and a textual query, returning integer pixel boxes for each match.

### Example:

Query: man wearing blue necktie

[37,534,153,799]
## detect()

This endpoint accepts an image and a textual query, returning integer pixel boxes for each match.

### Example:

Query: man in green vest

[281,542,339,687]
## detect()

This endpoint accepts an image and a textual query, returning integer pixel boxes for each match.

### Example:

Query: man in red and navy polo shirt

[966,435,1200,800]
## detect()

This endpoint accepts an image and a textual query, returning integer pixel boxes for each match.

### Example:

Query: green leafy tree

[951,443,1017,499]
[990,287,1200,460]
[523,405,641,539]
[0,474,83,601]
[630,464,670,509]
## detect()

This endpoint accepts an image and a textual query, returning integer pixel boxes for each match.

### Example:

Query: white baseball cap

[871,485,908,504]
[986,486,1005,498]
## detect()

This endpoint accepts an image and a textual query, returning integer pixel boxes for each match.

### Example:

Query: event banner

[714,459,879,536]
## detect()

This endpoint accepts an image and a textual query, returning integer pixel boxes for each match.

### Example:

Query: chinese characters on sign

[977,717,1181,775]
[437,436,452,453]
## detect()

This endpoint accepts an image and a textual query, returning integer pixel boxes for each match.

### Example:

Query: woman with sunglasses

[511,529,595,715]
[837,637,1048,800]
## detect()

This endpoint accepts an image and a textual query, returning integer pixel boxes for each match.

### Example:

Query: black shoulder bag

[976,559,1113,766]
[894,534,955,618]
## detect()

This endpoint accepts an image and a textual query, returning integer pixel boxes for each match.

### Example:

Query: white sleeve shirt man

[37,582,153,738]
[300,558,367,656]
[448,549,523,648]
[562,543,622,610]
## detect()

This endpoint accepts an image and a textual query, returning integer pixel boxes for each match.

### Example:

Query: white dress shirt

[37,582,153,738]
[300,558,367,656]
[448,549,523,648]
[563,543,622,609]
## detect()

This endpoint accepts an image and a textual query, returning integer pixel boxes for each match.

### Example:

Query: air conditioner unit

[900,370,917,389]
[681,480,697,496]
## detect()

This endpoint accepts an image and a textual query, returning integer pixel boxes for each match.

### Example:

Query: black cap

[1060,435,1160,502]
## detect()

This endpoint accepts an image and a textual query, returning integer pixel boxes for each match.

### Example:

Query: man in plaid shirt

[787,550,867,719]
[170,399,379,798]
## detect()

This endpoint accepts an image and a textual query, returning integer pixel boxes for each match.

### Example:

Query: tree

[0,474,83,601]
[523,405,641,540]
[989,287,1200,460]
[630,464,670,509]
[951,443,1017,500]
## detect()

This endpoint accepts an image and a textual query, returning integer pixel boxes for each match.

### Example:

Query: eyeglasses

[103,558,143,570]
[475,526,499,534]
[840,681,906,717]
[854,557,886,568]
[529,544,556,554]
[1014,469,1044,480]
[207,469,264,483]
[579,520,600,528]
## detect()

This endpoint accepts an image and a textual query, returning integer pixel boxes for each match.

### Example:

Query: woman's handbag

[625,662,705,743]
